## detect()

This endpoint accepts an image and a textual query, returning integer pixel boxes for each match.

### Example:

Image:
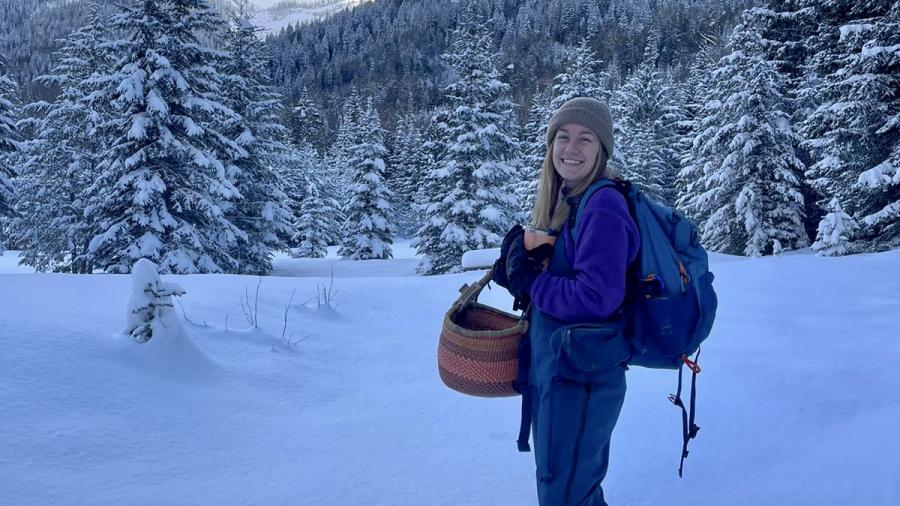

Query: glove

[491,257,510,288]
[505,234,543,301]
[528,242,555,265]
[499,225,524,263]
[491,225,524,289]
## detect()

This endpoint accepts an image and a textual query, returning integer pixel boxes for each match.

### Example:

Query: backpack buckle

[680,354,701,374]
[678,262,691,285]
[668,393,682,406]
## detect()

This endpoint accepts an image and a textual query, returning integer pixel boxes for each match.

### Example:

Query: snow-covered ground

[1,242,899,505]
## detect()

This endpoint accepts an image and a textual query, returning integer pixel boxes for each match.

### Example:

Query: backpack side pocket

[693,271,717,344]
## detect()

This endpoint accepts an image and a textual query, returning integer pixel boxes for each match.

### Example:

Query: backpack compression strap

[516,304,533,453]
[669,349,701,477]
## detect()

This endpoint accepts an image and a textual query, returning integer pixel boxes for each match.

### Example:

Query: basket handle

[456,266,495,308]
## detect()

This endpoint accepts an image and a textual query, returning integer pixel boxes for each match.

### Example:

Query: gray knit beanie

[546,97,614,160]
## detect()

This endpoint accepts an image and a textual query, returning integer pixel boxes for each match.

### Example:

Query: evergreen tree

[388,112,430,238]
[338,98,394,260]
[288,85,325,151]
[83,0,245,274]
[330,88,362,178]
[517,91,553,218]
[812,197,858,256]
[126,258,186,343]
[735,3,822,240]
[551,38,611,108]
[293,174,330,258]
[414,14,520,274]
[854,1,900,250]
[321,88,362,242]
[612,29,677,203]
[221,0,293,275]
[411,106,449,272]
[11,7,111,272]
[676,39,727,221]
[690,11,808,256]
[0,55,19,225]
[282,142,332,258]
[799,0,899,252]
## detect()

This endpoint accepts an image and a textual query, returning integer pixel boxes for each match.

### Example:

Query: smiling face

[551,123,603,185]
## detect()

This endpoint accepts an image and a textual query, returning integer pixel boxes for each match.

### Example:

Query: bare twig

[240,277,263,328]
[317,265,338,308]
[177,301,208,327]
[271,332,311,355]
[241,285,254,326]
[254,276,261,326]
[282,287,296,340]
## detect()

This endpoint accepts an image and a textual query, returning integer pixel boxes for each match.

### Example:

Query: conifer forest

[1,0,897,274]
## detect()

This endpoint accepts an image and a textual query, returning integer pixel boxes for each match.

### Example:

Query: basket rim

[442,301,528,339]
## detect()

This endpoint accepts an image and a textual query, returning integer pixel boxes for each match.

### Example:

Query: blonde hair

[530,146,619,232]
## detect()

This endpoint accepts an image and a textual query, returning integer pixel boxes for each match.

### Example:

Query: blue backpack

[571,178,718,475]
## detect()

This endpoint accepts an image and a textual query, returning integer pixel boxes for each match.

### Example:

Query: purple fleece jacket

[529,188,640,322]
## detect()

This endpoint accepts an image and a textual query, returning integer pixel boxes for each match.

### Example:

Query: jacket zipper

[562,383,592,506]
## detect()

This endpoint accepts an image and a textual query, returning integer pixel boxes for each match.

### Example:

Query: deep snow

[1,241,899,505]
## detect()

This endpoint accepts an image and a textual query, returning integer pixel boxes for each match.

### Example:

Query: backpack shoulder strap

[571,178,633,243]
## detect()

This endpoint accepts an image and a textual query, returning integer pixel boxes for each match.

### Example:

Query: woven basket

[438,270,528,397]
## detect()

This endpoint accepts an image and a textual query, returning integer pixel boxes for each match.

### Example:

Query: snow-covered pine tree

[517,90,553,219]
[11,6,112,272]
[387,111,430,238]
[83,0,246,274]
[0,55,19,227]
[550,38,611,108]
[125,258,186,343]
[293,173,330,258]
[414,14,520,274]
[220,0,292,275]
[699,3,822,241]
[676,38,727,223]
[657,72,688,204]
[279,145,305,251]
[691,11,808,256]
[289,85,325,151]
[338,98,393,260]
[411,106,449,273]
[319,89,362,244]
[812,197,859,256]
[799,0,899,252]
[854,3,900,250]
[329,88,362,185]
[282,141,332,258]
[611,29,677,203]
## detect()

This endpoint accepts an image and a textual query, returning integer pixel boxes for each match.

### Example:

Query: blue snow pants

[528,230,630,506]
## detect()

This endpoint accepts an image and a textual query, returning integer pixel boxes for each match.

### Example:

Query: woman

[494,97,640,505]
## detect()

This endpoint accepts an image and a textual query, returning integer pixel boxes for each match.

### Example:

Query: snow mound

[118,259,217,380]
[461,247,499,270]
